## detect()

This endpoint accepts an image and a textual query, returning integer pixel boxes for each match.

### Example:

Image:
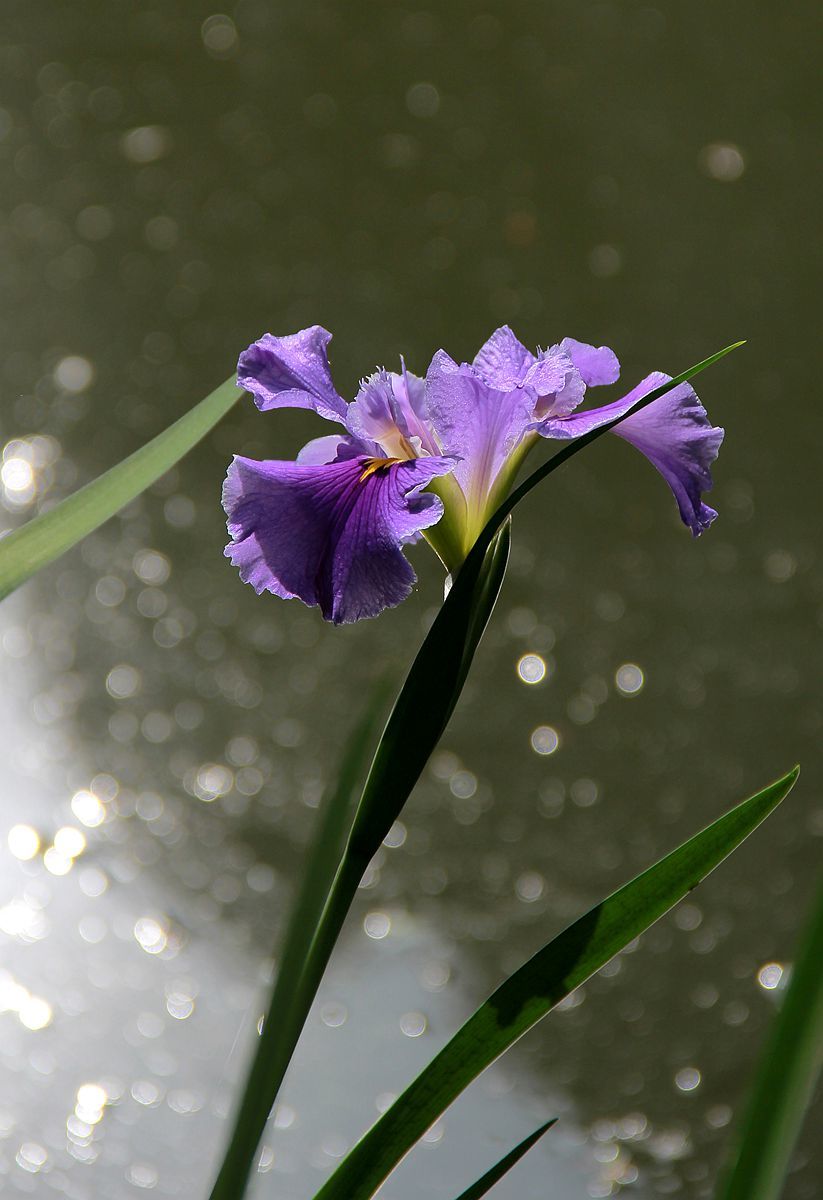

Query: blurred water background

[0,2,820,1197]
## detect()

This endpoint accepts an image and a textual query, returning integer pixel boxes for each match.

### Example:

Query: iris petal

[237,326,348,424]
[523,345,584,418]
[472,325,534,387]
[295,434,353,465]
[560,337,621,387]
[426,351,533,518]
[538,372,724,536]
[223,453,454,624]
[346,371,414,459]
[471,329,593,420]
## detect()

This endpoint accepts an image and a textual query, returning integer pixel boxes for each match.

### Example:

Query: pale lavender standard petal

[560,337,620,387]
[538,372,724,535]
[524,345,584,418]
[223,453,454,624]
[391,365,441,455]
[346,371,412,456]
[426,350,534,511]
[471,326,593,420]
[345,367,440,457]
[237,326,348,424]
[472,326,535,387]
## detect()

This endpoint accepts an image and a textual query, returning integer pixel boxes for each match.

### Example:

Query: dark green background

[0,2,819,1197]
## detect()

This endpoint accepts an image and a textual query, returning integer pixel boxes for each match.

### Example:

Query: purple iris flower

[223,325,723,624]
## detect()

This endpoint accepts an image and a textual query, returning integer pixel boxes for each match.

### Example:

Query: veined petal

[523,345,584,419]
[426,351,533,518]
[472,329,594,420]
[223,453,454,624]
[472,325,535,387]
[560,337,621,387]
[346,371,414,459]
[390,365,441,455]
[237,326,348,424]
[538,372,724,536]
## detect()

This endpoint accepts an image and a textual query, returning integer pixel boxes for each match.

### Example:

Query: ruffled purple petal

[560,337,620,387]
[237,326,348,424]
[346,368,441,459]
[472,329,603,420]
[538,372,724,536]
[472,326,535,388]
[523,345,585,419]
[346,370,412,456]
[391,365,441,455]
[223,453,454,624]
[426,350,533,509]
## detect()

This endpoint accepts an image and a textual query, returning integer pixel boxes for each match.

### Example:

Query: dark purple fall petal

[237,326,348,424]
[538,372,724,536]
[222,453,454,624]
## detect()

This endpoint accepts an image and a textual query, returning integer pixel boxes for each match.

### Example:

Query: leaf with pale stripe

[0,374,238,602]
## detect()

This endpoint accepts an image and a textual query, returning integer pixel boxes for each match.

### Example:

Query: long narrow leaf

[453,1119,557,1200]
[0,374,239,601]
[208,681,390,1200]
[718,871,823,1200]
[349,519,511,866]
[312,766,799,1200]
[208,524,511,1200]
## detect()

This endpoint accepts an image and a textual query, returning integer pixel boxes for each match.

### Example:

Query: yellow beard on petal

[358,430,418,483]
[359,456,404,483]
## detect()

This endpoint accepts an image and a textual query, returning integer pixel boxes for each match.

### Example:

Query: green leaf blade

[208,681,390,1200]
[312,765,799,1200]
[719,869,823,1200]
[208,525,512,1200]
[349,520,511,868]
[0,374,239,602]
[452,1119,557,1200]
